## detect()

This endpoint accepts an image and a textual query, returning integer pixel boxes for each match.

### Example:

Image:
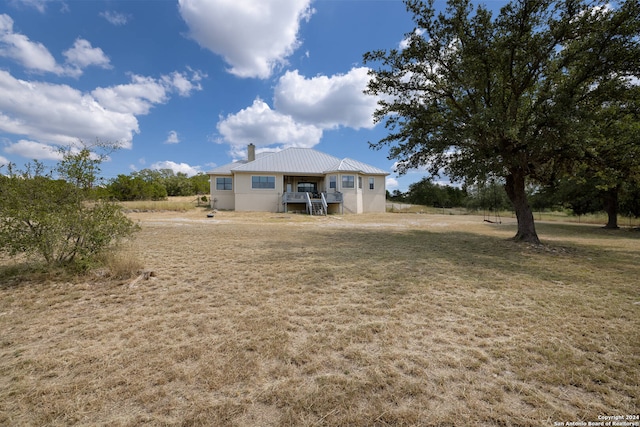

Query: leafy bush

[107,174,168,201]
[0,149,139,268]
[105,169,211,200]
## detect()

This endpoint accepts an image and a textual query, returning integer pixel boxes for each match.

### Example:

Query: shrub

[0,148,139,268]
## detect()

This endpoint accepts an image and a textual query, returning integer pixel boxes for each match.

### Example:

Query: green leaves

[364,0,639,241]
[0,147,139,268]
[106,169,210,200]
[366,0,639,178]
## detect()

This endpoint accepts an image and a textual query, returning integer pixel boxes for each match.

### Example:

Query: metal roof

[207,160,247,175]
[325,157,389,175]
[206,151,270,174]
[207,148,388,175]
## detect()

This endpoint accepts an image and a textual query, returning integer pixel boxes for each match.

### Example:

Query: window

[216,177,232,191]
[252,176,275,189]
[297,182,317,193]
[342,175,354,189]
[369,177,375,190]
[358,176,363,189]
[329,175,336,189]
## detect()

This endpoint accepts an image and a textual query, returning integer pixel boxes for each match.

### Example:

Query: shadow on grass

[0,261,50,289]
[535,221,640,241]
[0,260,87,290]
[295,226,640,295]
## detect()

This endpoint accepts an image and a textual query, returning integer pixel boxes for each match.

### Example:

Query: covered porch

[281,175,343,215]
[282,191,343,215]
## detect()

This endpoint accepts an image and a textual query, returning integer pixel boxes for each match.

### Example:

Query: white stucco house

[207,144,389,214]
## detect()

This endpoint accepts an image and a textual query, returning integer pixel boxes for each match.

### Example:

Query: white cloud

[0,70,138,148]
[216,98,322,156]
[100,11,130,26]
[0,15,109,77]
[0,155,10,167]
[4,139,62,160]
[216,67,384,155]
[178,0,314,79]
[0,14,63,74]
[627,76,640,86]
[0,68,204,160]
[216,67,382,155]
[574,2,613,22]
[150,160,201,176]
[165,130,180,144]
[386,177,399,189]
[161,69,205,97]
[62,38,111,70]
[9,0,48,13]
[399,28,425,50]
[274,67,377,130]
[91,74,170,115]
[92,70,203,115]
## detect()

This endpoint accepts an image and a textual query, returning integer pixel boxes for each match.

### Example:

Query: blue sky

[0,0,504,191]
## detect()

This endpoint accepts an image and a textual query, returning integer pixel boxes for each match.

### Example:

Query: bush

[107,174,168,201]
[0,149,139,268]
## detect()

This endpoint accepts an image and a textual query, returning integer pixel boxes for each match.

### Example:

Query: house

[207,144,389,214]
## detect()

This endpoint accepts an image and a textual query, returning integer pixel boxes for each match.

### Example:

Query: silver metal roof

[325,157,389,175]
[207,148,388,175]
[207,160,247,175]
[207,151,270,174]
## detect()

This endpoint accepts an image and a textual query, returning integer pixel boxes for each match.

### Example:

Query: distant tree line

[529,178,640,222]
[386,178,509,210]
[387,177,640,222]
[387,178,470,209]
[102,169,210,201]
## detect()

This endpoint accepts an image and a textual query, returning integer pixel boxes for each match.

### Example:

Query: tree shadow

[0,261,76,290]
[535,221,640,241]
[303,225,639,295]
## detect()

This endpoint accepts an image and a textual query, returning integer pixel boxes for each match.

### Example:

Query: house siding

[207,147,389,214]
[209,175,235,210]
[363,175,386,213]
[339,173,360,214]
[234,173,284,212]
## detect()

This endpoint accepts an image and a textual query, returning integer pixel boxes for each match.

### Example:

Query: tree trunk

[504,170,541,244]
[603,186,619,229]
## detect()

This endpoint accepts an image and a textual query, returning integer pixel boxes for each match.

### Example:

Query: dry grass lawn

[1,209,638,426]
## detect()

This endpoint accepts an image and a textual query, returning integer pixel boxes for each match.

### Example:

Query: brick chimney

[248,143,256,162]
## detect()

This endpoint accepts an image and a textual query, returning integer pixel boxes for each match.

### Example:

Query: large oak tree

[364,0,640,243]
[582,81,640,228]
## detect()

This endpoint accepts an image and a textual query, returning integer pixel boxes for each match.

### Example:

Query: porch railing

[323,192,343,203]
[282,191,342,204]
[282,191,342,214]
[305,192,313,214]
[282,192,307,203]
